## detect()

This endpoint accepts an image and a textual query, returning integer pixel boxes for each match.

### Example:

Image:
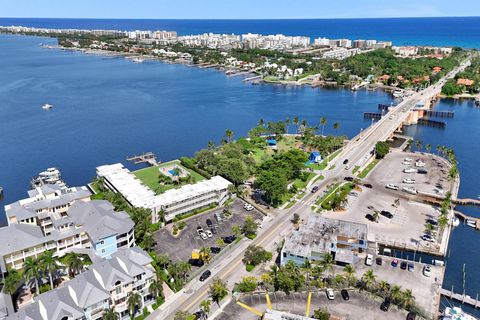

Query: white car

[385,184,399,190]
[205,230,213,238]
[423,265,432,277]
[243,203,254,211]
[403,178,415,184]
[326,288,335,300]
[365,254,373,266]
[403,168,417,173]
[200,232,208,240]
[404,157,413,162]
[415,161,426,167]
[402,187,417,194]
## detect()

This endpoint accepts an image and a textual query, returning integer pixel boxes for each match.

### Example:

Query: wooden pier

[127,152,158,166]
[242,75,261,82]
[424,110,454,118]
[364,112,383,120]
[378,104,392,112]
[417,118,446,128]
[440,288,480,308]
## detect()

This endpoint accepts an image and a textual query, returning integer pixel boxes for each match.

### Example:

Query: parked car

[188,259,204,267]
[380,210,393,219]
[193,311,204,320]
[391,259,399,267]
[326,288,335,300]
[210,227,217,235]
[210,247,221,254]
[223,235,236,244]
[340,289,350,301]
[422,234,435,242]
[365,254,373,266]
[426,219,438,226]
[200,232,208,240]
[363,183,373,189]
[423,265,432,277]
[367,205,375,210]
[205,230,213,238]
[343,159,349,165]
[406,312,417,320]
[400,261,407,270]
[344,176,354,182]
[215,212,223,222]
[408,263,414,272]
[417,169,428,174]
[206,219,213,228]
[311,186,319,193]
[244,203,254,211]
[385,184,399,190]
[365,213,376,222]
[196,226,204,235]
[380,298,391,311]
[376,257,383,265]
[199,270,211,282]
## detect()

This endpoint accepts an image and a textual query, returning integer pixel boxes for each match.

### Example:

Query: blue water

[1,18,480,315]
[1,17,480,48]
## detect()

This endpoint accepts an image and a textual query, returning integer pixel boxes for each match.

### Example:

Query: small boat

[451,217,460,227]
[42,103,54,110]
[31,167,66,188]
[466,219,477,228]
[393,89,403,98]
[442,306,477,320]
[0,186,3,199]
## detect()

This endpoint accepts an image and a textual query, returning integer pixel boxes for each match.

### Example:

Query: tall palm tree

[23,257,41,295]
[333,122,340,132]
[320,253,334,280]
[258,118,264,127]
[401,289,415,308]
[343,264,356,286]
[40,250,58,289]
[320,117,327,136]
[156,254,170,270]
[293,116,299,133]
[390,285,403,304]
[225,129,234,143]
[207,141,216,150]
[62,252,84,277]
[303,259,312,287]
[175,261,192,282]
[2,269,22,296]
[377,280,390,297]
[141,232,155,252]
[103,307,119,320]
[361,269,376,290]
[425,143,431,154]
[127,291,142,318]
[200,299,212,319]
[415,140,422,152]
[285,118,291,134]
[149,278,164,299]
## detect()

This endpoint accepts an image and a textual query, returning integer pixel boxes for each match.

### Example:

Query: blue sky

[1,0,479,19]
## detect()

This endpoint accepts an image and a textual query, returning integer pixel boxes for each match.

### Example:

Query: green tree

[209,278,228,307]
[200,247,212,264]
[127,291,142,318]
[313,307,330,320]
[225,129,234,143]
[174,310,193,320]
[343,264,356,286]
[2,269,22,296]
[243,245,272,266]
[361,269,377,290]
[103,307,119,320]
[241,215,258,238]
[237,276,258,292]
[23,257,41,295]
[61,252,85,277]
[149,278,164,299]
[375,141,390,159]
[231,225,241,237]
[200,299,211,318]
[141,232,156,252]
[320,117,327,136]
[320,253,335,279]
[40,250,58,290]
[333,122,340,131]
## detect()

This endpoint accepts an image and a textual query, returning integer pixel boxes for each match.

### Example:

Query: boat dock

[454,210,480,230]
[127,152,158,166]
[242,75,261,82]
[440,288,480,308]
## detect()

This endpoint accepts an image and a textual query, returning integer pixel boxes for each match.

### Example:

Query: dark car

[376,257,383,265]
[210,227,217,235]
[365,213,376,222]
[193,311,204,320]
[199,270,211,282]
[188,259,205,267]
[343,159,349,165]
[340,289,350,301]
[311,186,319,193]
[400,261,407,270]
[380,210,393,219]
[417,169,428,174]
[223,235,237,244]
[380,298,391,311]
[406,312,417,320]
[426,219,438,226]
[391,259,399,267]
[363,183,373,189]
[210,247,221,254]
[206,219,213,228]
[344,176,354,182]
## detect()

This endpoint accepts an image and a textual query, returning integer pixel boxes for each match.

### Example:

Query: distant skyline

[1,0,479,19]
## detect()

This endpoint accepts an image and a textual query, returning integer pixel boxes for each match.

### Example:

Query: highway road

[148,58,471,320]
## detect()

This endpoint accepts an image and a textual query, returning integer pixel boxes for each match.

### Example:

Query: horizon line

[1,15,480,21]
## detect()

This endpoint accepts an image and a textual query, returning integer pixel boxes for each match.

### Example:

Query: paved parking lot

[154,199,264,263]
[355,256,443,317]
[218,290,408,320]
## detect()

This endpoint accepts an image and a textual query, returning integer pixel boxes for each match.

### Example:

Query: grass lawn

[315,182,341,207]
[293,172,316,190]
[306,149,342,171]
[251,136,298,164]
[133,160,205,194]
[358,159,380,179]
[320,183,354,210]
[352,165,360,174]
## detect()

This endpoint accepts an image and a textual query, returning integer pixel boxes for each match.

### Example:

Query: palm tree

[40,250,58,289]
[303,259,312,287]
[390,285,403,304]
[320,117,327,136]
[103,307,119,320]
[175,261,192,283]
[149,278,164,299]
[401,289,415,308]
[199,247,212,264]
[361,269,376,290]
[438,214,449,228]
[207,141,216,150]
[2,269,22,296]
[258,118,264,127]
[333,122,340,132]
[225,129,234,143]
[141,232,155,252]
[425,143,431,154]
[231,225,241,237]
[61,252,84,277]
[320,253,334,280]
[156,254,171,270]
[200,299,212,318]
[24,257,42,295]
[343,264,356,286]
[415,140,422,152]
[377,280,390,297]
[293,116,299,133]
[127,291,142,318]
[285,118,291,134]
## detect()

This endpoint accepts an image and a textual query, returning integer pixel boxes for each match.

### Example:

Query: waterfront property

[281,216,368,266]
[0,199,135,270]
[97,163,232,223]
[8,247,155,320]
